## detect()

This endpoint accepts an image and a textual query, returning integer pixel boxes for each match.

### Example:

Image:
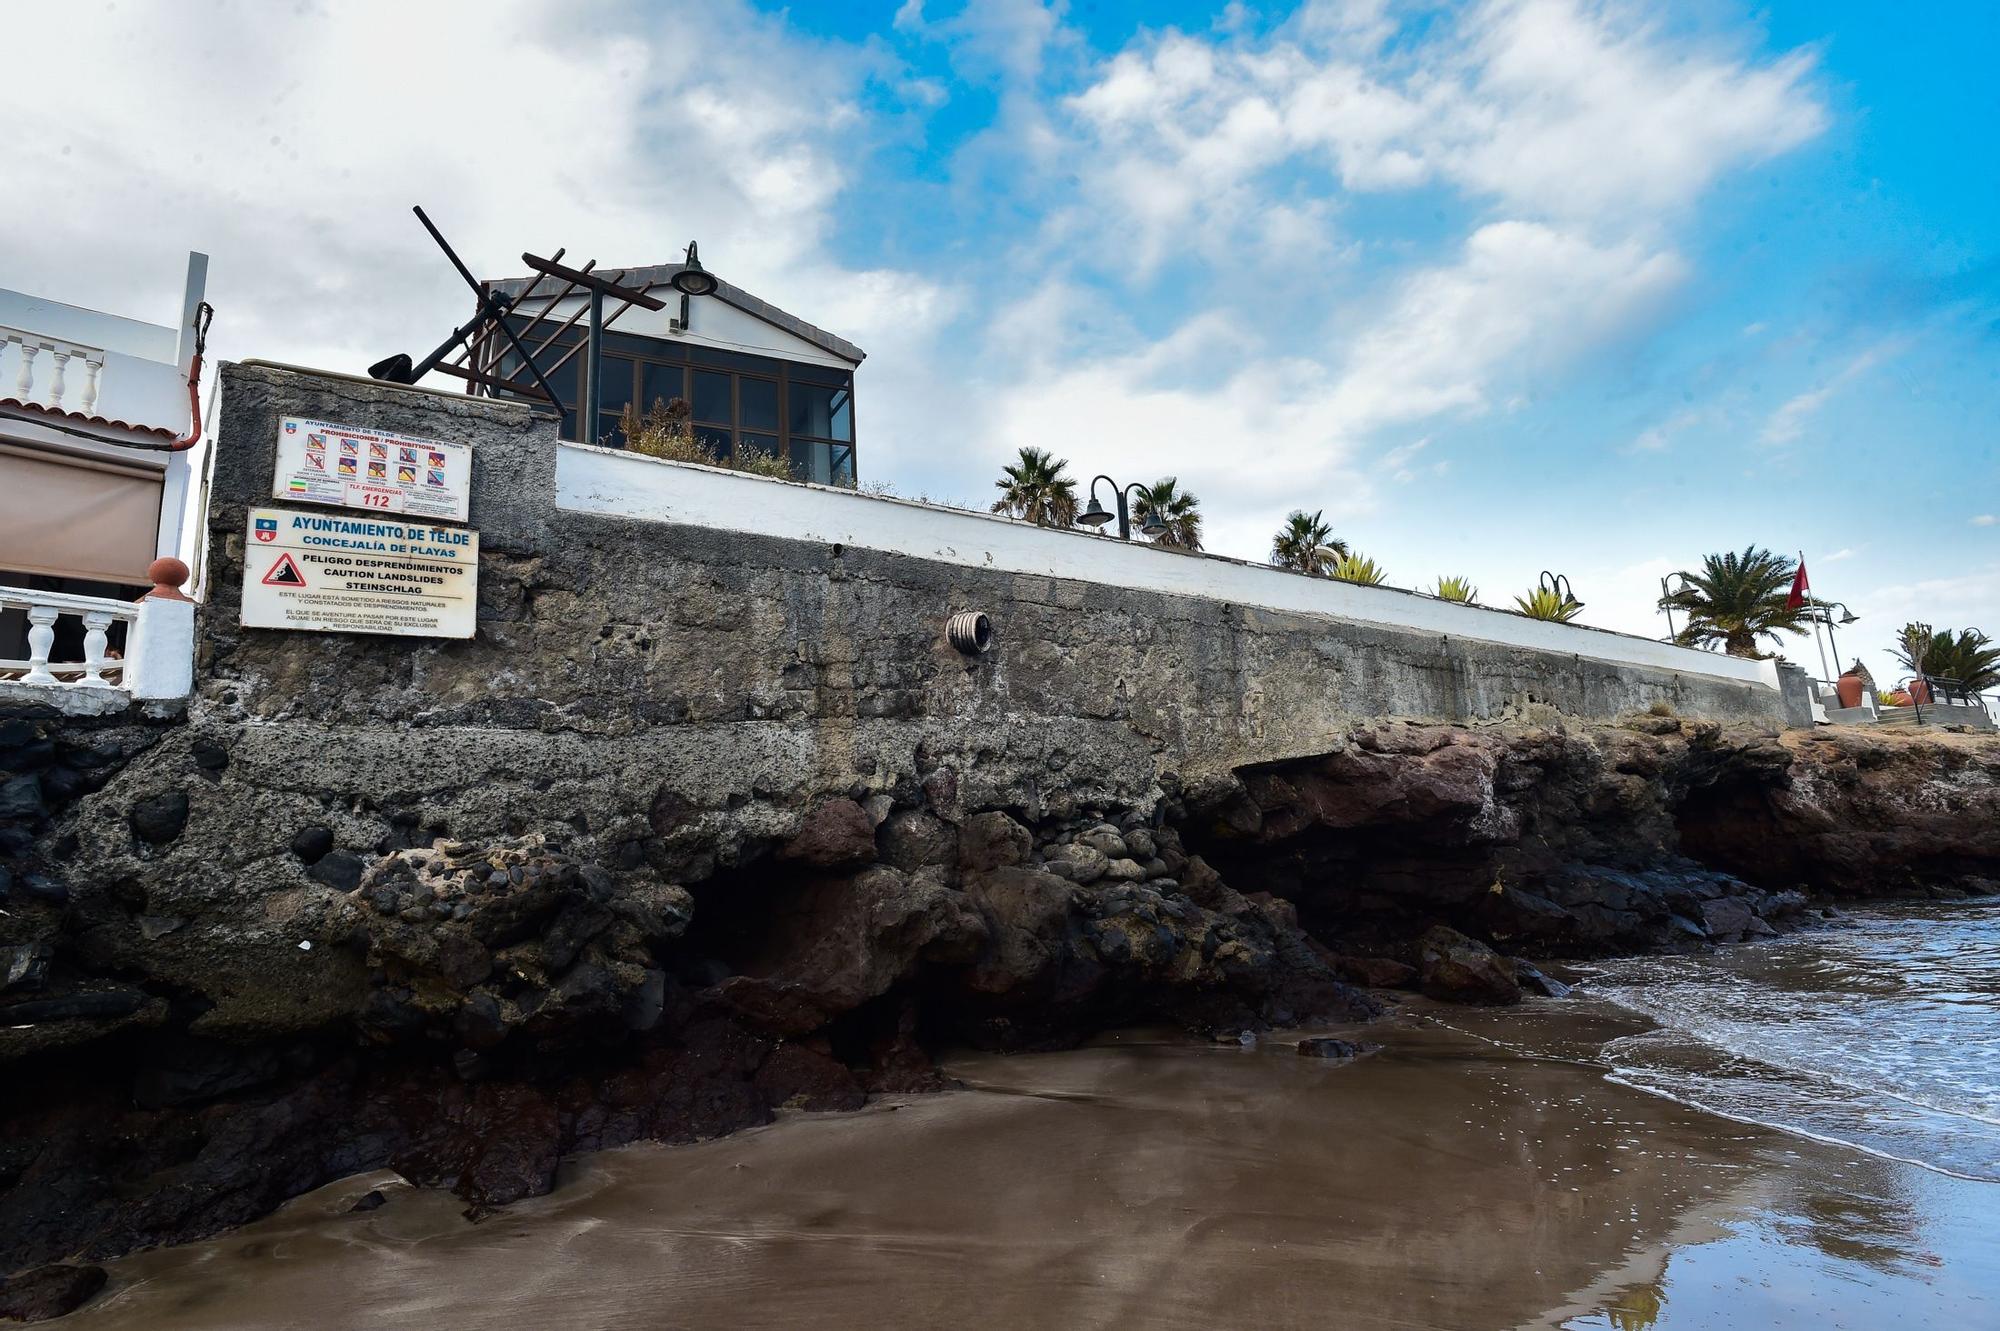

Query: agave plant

[1516,585,1583,622]
[1131,477,1203,551]
[1656,546,1807,658]
[1433,576,1478,604]
[1330,553,1387,586]
[1895,622,2000,689]
[1271,510,1348,574]
[990,446,1078,527]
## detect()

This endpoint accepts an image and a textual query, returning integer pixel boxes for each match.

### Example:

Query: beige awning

[0,446,163,584]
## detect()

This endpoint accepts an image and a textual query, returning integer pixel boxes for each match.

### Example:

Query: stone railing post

[80,609,115,686]
[126,557,196,700]
[23,604,58,684]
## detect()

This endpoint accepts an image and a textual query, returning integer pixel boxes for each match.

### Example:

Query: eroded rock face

[5,706,1996,1299]
[0,771,1370,1282]
[1192,720,2000,963]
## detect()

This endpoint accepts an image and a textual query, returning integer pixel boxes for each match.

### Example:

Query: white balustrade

[1,326,107,413]
[0,587,139,689]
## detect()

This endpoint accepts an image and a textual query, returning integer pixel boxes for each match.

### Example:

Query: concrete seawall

[200,362,1791,830]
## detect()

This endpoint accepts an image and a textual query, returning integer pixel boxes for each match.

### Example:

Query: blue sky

[7,0,1996,678]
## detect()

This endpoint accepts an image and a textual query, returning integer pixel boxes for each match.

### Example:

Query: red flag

[1786,559,1809,610]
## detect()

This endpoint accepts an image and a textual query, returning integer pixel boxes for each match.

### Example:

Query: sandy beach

[65,993,1996,1330]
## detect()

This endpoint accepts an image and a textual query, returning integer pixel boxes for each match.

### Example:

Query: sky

[6,0,1997,681]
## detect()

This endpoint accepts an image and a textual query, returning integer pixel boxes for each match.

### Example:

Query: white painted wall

[556,444,1772,688]
[513,290,853,370]
[0,252,204,433]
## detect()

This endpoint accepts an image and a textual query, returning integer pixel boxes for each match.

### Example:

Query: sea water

[1583,900,2000,1182]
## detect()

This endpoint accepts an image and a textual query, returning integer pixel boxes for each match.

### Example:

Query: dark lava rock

[1331,955,1418,989]
[1698,896,1758,942]
[190,738,230,773]
[0,989,147,1024]
[15,875,66,906]
[129,791,190,844]
[0,775,45,821]
[2,944,50,995]
[958,811,1033,871]
[776,798,877,869]
[880,810,957,872]
[348,1189,389,1213]
[1417,926,1521,1005]
[290,825,335,864]
[1296,1037,1372,1060]
[0,1263,107,1323]
[1513,959,1571,999]
[309,849,367,892]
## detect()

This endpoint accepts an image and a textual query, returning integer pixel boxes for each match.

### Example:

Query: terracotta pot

[1908,678,1934,706]
[1835,672,1864,709]
[1889,690,1913,707]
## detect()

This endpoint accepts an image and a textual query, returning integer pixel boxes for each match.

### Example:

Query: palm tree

[1271,510,1348,574]
[990,447,1077,527]
[1895,623,2000,689]
[1132,477,1203,551]
[1657,547,1807,658]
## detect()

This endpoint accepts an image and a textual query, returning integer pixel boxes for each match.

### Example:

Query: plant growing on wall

[991,447,1078,527]
[1330,553,1388,586]
[1895,623,2000,688]
[1516,585,1584,621]
[1132,478,1204,551]
[1271,511,1348,574]
[1433,576,1478,603]
[621,399,792,481]
[1655,546,1806,658]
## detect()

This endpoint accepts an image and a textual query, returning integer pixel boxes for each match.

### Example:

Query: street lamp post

[1077,475,1165,541]
[1659,572,1693,643]
[1808,600,1860,676]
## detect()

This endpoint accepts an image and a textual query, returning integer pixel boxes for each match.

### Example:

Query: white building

[1,253,208,685]
[478,247,864,487]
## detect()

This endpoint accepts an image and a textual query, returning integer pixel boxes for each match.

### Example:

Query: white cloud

[1848,564,2000,676]
[1054,0,1825,275]
[1626,404,1709,454]
[1325,222,1686,432]
[1824,547,1857,562]
[0,0,957,451]
[1761,339,1901,445]
[1974,515,1997,527]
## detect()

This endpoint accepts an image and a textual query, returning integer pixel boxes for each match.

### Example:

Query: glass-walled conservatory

[479,255,864,488]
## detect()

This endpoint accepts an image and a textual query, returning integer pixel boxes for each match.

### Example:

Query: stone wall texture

[201,362,1785,818]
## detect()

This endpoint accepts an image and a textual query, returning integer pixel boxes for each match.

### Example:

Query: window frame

[500,318,857,484]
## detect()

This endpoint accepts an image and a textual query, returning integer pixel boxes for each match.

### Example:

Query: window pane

[692,371,732,424]
[693,425,731,460]
[740,378,779,430]
[597,356,634,415]
[739,432,782,468]
[596,412,627,450]
[641,363,685,414]
[790,382,852,441]
[830,444,856,488]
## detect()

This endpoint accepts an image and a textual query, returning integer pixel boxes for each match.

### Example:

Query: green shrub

[1515,586,1583,622]
[1433,576,1477,603]
[621,399,794,482]
[1331,553,1388,586]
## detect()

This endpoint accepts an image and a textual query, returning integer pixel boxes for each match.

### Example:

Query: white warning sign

[272,416,472,523]
[240,506,478,639]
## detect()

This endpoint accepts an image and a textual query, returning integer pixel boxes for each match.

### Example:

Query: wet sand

[70,1003,1997,1330]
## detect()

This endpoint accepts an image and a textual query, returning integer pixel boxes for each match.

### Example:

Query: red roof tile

[0,397,179,440]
